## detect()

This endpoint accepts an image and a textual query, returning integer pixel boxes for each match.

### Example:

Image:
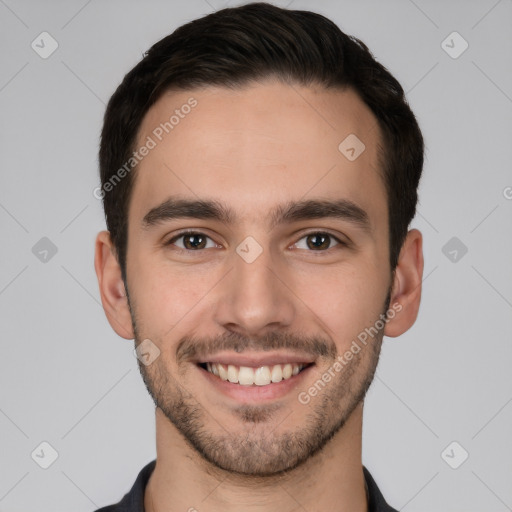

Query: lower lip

[198,364,314,403]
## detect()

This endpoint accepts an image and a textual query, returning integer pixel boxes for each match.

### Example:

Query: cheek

[294,264,387,347]
[129,256,219,335]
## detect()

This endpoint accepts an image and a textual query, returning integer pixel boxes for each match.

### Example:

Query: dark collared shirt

[94,459,398,512]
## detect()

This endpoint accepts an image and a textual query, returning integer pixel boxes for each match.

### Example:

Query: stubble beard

[127,286,390,476]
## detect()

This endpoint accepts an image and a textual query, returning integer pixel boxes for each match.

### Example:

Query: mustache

[176,330,337,364]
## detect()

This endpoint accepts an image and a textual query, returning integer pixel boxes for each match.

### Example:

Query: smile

[199,362,310,386]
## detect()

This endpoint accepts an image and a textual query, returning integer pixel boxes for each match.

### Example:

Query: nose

[212,243,296,338]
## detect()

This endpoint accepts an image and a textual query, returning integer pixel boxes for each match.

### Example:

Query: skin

[95,79,423,512]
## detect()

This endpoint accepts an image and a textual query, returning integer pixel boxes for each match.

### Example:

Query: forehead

[130,80,386,229]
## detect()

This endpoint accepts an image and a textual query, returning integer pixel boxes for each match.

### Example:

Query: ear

[94,231,134,340]
[384,229,424,338]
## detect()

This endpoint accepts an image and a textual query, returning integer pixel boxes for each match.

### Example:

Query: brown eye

[307,233,330,250]
[183,233,207,249]
[294,232,342,251]
[167,232,216,251]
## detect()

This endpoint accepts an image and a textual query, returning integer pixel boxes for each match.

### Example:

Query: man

[93,2,424,511]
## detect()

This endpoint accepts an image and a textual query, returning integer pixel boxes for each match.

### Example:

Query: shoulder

[92,459,157,512]
[363,466,399,512]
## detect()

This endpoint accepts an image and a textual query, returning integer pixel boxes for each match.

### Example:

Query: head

[95,2,424,476]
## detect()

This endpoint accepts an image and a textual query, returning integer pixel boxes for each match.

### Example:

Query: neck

[145,403,367,512]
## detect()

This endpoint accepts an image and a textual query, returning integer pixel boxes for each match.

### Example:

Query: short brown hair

[99,2,424,282]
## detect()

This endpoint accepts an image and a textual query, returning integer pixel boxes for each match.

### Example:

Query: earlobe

[384,229,424,338]
[94,231,134,340]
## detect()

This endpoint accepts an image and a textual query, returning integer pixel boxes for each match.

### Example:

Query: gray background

[1,0,511,510]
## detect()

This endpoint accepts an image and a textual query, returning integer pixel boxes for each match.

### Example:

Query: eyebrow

[142,197,372,234]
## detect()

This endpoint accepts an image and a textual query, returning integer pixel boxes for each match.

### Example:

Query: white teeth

[271,364,283,383]
[205,362,305,385]
[254,366,271,386]
[238,366,254,386]
[227,364,238,383]
[218,364,228,381]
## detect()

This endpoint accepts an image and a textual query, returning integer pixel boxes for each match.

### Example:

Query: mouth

[194,352,317,403]
[198,361,313,386]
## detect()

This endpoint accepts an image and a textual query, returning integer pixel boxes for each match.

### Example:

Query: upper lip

[196,351,316,367]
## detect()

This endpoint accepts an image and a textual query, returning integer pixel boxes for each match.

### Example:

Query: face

[123,80,394,475]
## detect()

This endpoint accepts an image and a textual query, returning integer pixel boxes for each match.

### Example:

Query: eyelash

[165,230,347,253]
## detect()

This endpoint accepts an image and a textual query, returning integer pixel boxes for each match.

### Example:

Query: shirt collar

[96,459,398,512]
